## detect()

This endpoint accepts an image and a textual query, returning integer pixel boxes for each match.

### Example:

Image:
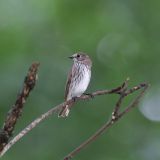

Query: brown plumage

[58,52,92,117]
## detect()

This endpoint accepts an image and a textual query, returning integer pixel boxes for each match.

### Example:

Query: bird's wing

[64,67,73,100]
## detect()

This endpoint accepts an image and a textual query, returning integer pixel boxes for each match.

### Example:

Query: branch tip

[0,62,40,153]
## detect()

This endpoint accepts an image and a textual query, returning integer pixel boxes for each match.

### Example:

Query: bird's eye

[77,54,80,58]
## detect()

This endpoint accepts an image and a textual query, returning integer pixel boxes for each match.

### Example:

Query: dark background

[0,0,160,159]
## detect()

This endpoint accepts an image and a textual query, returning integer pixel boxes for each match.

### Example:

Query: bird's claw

[83,93,94,99]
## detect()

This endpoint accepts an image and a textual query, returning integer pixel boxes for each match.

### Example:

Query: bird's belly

[72,71,90,97]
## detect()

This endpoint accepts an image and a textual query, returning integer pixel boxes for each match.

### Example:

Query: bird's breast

[71,66,91,97]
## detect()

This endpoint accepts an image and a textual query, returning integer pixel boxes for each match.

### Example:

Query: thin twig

[112,78,129,117]
[64,83,149,160]
[118,83,148,118]
[0,81,126,157]
[0,102,65,157]
[0,63,40,152]
[0,76,149,158]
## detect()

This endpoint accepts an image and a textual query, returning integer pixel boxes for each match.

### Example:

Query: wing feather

[64,67,73,100]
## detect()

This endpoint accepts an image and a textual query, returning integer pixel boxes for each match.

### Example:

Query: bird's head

[69,52,90,63]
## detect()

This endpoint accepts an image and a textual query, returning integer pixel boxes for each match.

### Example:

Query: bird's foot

[72,97,77,102]
[83,93,94,99]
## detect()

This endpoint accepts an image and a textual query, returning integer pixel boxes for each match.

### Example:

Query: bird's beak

[68,56,74,59]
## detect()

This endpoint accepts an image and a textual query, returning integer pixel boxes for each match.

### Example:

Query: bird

[58,52,92,117]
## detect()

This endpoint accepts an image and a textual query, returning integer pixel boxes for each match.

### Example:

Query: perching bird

[59,52,92,117]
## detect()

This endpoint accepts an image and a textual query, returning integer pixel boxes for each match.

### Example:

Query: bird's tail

[58,105,70,118]
[58,99,75,118]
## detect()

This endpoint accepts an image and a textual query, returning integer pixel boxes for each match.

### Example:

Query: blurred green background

[0,0,160,159]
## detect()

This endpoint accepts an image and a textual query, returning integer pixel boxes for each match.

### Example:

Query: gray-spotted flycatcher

[59,52,92,117]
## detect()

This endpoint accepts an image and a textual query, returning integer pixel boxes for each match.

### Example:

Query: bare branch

[0,63,39,153]
[0,80,128,157]
[0,71,149,159]
[64,83,149,160]
[112,78,129,117]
